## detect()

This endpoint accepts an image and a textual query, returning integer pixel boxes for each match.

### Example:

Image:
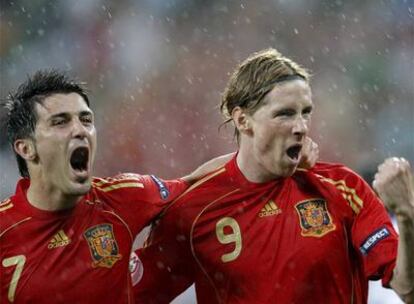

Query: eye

[273,109,296,118]
[51,118,67,126]
[302,106,313,119]
[80,114,93,124]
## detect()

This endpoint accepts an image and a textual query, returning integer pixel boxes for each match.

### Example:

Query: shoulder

[91,173,186,204]
[310,161,365,185]
[92,173,147,191]
[177,166,230,198]
[160,166,233,215]
[303,162,375,215]
[0,197,28,238]
[0,197,14,214]
[91,173,163,196]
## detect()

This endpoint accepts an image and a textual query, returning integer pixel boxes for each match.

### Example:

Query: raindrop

[156,261,165,269]
[176,234,186,241]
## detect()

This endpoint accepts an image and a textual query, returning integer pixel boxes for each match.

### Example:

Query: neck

[236,145,279,183]
[27,178,80,211]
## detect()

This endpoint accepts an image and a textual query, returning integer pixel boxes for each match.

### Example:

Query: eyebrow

[48,110,93,120]
[79,110,93,116]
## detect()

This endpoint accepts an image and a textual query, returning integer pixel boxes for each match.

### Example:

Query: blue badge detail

[150,175,170,200]
[360,227,390,255]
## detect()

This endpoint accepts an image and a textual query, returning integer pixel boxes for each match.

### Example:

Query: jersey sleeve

[93,174,189,236]
[319,165,398,287]
[134,206,195,303]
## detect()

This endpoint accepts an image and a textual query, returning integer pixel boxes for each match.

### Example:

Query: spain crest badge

[295,199,336,237]
[84,224,122,268]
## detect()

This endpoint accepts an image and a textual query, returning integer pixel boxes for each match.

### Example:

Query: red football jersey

[134,157,398,304]
[0,174,187,303]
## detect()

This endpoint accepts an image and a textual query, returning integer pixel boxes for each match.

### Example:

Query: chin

[68,180,92,196]
[279,164,298,177]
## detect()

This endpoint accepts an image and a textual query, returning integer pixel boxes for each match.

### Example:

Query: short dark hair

[4,70,90,177]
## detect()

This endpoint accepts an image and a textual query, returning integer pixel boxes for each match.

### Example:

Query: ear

[14,138,37,161]
[231,106,252,135]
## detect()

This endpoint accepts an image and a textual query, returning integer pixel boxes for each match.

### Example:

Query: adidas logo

[48,230,71,249]
[258,200,282,217]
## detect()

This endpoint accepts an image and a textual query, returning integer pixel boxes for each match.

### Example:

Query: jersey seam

[189,188,240,304]
[160,167,227,216]
[0,217,32,239]
[102,210,134,242]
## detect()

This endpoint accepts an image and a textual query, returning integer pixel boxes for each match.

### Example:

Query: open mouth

[286,144,302,161]
[70,147,89,173]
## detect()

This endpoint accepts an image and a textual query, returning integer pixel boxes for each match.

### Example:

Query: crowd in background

[0,1,412,303]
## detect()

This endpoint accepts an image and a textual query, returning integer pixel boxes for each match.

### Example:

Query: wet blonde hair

[221,48,309,141]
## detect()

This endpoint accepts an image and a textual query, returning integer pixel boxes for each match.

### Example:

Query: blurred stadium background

[0,1,412,303]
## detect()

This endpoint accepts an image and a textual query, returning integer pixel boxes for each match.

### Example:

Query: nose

[72,118,88,139]
[292,116,308,137]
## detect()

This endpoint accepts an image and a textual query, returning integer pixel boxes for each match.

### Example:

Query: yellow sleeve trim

[316,175,363,214]
[93,174,145,187]
[0,199,13,212]
[93,182,144,192]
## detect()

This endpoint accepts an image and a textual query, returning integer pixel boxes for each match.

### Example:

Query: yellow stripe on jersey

[316,175,363,214]
[93,182,144,192]
[0,199,13,212]
[93,175,144,187]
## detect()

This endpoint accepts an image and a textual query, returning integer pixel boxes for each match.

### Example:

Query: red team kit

[135,156,398,304]
[0,174,187,303]
[1,157,398,303]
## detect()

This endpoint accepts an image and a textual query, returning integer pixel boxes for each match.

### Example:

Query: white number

[215,217,242,263]
[2,255,26,302]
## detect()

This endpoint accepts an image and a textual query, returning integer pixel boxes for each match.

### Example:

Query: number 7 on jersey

[2,255,26,302]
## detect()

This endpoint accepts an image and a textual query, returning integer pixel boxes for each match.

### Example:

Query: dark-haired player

[134,49,414,303]
[0,70,234,303]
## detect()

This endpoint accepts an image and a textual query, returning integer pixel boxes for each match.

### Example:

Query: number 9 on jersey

[215,217,242,263]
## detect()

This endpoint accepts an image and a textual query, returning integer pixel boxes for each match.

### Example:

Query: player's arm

[373,157,414,303]
[313,163,399,288]
[95,174,189,235]
[134,214,195,303]
[183,137,319,183]
[182,153,234,184]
